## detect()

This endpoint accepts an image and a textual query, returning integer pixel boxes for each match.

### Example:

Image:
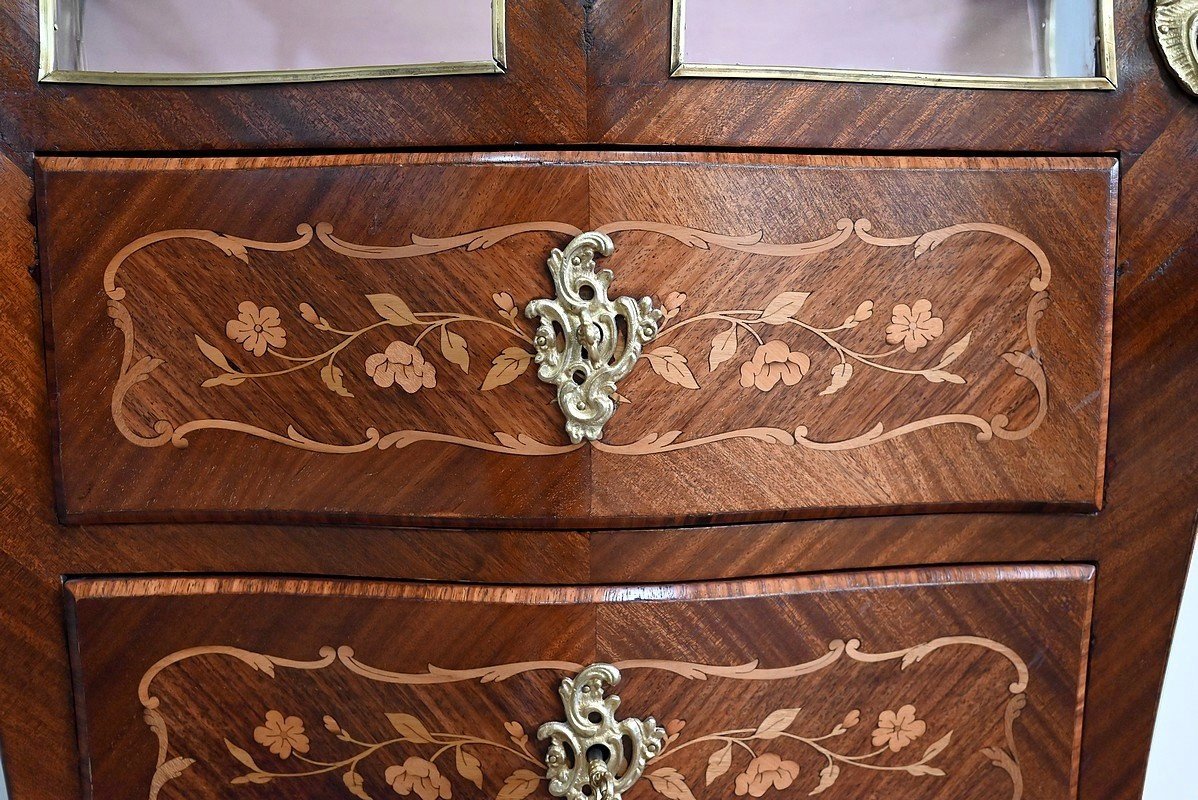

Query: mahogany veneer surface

[66,565,1093,800]
[39,152,1115,527]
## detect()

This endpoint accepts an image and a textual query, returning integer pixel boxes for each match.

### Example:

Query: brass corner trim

[668,0,1117,91]
[1155,0,1198,96]
[38,0,506,85]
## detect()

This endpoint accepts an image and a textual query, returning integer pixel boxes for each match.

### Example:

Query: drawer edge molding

[136,635,1029,800]
[106,216,1050,457]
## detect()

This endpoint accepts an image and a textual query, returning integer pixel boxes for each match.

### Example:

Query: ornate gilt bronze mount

[1155,0,1198,96]
[525,233,663,443]
[538,664,666,800]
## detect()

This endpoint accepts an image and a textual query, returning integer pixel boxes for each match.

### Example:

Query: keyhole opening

[587,744,610,761]
[579,284,596,301]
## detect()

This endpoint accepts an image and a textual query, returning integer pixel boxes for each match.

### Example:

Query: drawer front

[39,152,1115,526]
[66,566,1093,800]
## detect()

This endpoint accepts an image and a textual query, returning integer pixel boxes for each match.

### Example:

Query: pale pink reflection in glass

[681,0,1099,78]
[61,0,496,74]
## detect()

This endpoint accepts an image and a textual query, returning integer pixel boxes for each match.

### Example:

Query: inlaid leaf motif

[320,364,354,397]
[905,764,946,777]
[809,764,839,795]
[922,369,966,384]
[149,757,195,800]
[224,739,261,772]
[935,333,972,369]
[647,767,697,800]
[214,236,250,263]
[1002,351,1046,384]
[496,769,541,800]
[368,294,419,326]
[440,327,470,373]
[819,363,853,396]
[201,372,247,388]
[343,770,373,800]
[230,772,272,785]
[646,347,700,389]
[503,721,528,749]
[705,742,734,785]
[759,292,811,324]
[386,713,434,743]
[708,326,739,372]
[841,300,874,329]
[754,707,801,739]
[481,348,533,391]
[455,748,484,789]
[921,732,953,761]
[196,335,236,373]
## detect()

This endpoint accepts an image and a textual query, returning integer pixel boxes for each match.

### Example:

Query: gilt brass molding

[38,0,506,85]
[1155,0,1198,96]
[538,664,667,800]
[525,232,664,444]
[669,0,1117,91]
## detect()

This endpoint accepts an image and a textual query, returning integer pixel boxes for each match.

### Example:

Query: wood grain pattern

[0,3,1193,800]
[39,152,1115,527]
[0,0,585,151]
[585,0,1189,152]
[0,122,1191,800]
[65,566,1093,800]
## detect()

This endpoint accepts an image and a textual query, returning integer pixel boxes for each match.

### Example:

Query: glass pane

[678,0,1103,81]
[47,0,499,78]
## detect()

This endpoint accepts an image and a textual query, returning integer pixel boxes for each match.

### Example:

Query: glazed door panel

[0,0,584,151]
[38,151,1115,527]
[65,565,1094,800]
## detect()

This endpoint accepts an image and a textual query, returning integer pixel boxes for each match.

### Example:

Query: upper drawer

[37,151,1116,527]
[66,565,1093,800]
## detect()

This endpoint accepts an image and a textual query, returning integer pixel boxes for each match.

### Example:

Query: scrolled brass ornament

[525,232,663,443]
[1155,0,1198,97]
[538,664,666,800]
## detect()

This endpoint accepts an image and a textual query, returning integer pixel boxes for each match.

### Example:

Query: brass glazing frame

[669,0,1117,91]
[38,0,506,85]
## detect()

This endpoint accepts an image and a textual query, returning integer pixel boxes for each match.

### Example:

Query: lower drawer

[66,565,1092,800]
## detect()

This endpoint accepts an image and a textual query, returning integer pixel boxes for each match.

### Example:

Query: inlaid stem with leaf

[645,292,971,396]
[224,710,545,800]
[646,705,951,798]
[198,291,536,398]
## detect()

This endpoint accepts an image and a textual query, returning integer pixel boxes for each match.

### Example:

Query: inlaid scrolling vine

[139,636,1028,800]
[106,217,1050,456]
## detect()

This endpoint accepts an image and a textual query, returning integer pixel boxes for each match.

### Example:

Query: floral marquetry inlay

[105,217,1051,457]
[137,636,1030,800]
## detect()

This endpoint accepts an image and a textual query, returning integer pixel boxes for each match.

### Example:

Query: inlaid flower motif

[734,754,801,797]
[226,301,286,357]
[871,705,926,752]
[885,299,943,353]
[253,710,309,759]
[366,341,437,393]
[739,341,811,392]
[385,757,452,800]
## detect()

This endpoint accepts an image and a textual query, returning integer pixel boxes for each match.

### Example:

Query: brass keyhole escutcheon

[538,664,666,800]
